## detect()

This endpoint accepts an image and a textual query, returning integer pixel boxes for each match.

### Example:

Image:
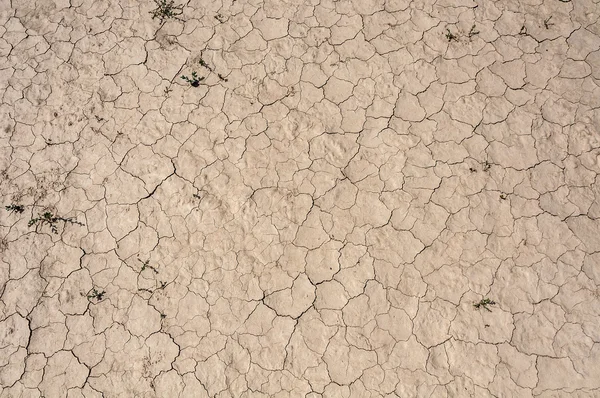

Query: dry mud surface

[1,0,600,396]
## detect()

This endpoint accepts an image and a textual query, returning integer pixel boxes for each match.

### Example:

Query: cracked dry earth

[2,0,600,396]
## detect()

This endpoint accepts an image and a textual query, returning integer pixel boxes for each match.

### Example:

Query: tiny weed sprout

[87,288,106,302]
[474,298,496,312]
[468,24,480,38]
[199,58,213,71]
[181,71,204,87]
[5,204,25,214]
[500,193,508,200]
[28,212,84,234]
[544,16,554,29]
[446,29,458,42]
[194,57,228,83]
[150,0,184,23]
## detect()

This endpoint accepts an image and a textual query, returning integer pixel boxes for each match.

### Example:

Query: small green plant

[87,288,106,302]
[150,0,184,23]
[199,58,213,71]
[544,16,554,29]
[500,193,508,200]
[474,298,496,312]
[468,24,480,38]
[28,212,84,234]
[214,13,225,23]
[200,58,228,79]
[181,71,204,87]
[483,161,491,171]
[446,29,458,42]
[5,204,25,214]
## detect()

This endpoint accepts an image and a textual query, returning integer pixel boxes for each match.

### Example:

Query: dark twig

[446,29,458,42]
[474,298,496,312]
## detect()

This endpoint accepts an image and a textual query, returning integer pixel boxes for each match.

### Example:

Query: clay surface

[1,0,600,396]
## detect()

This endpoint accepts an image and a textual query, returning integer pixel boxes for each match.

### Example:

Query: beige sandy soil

[1,0,600,396]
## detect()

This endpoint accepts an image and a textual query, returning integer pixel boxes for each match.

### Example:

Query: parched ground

[1,0,600,396]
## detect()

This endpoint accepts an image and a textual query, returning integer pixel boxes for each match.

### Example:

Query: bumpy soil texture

[1,0,600,397]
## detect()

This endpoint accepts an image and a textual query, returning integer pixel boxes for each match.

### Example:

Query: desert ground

[1,0,600,396]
